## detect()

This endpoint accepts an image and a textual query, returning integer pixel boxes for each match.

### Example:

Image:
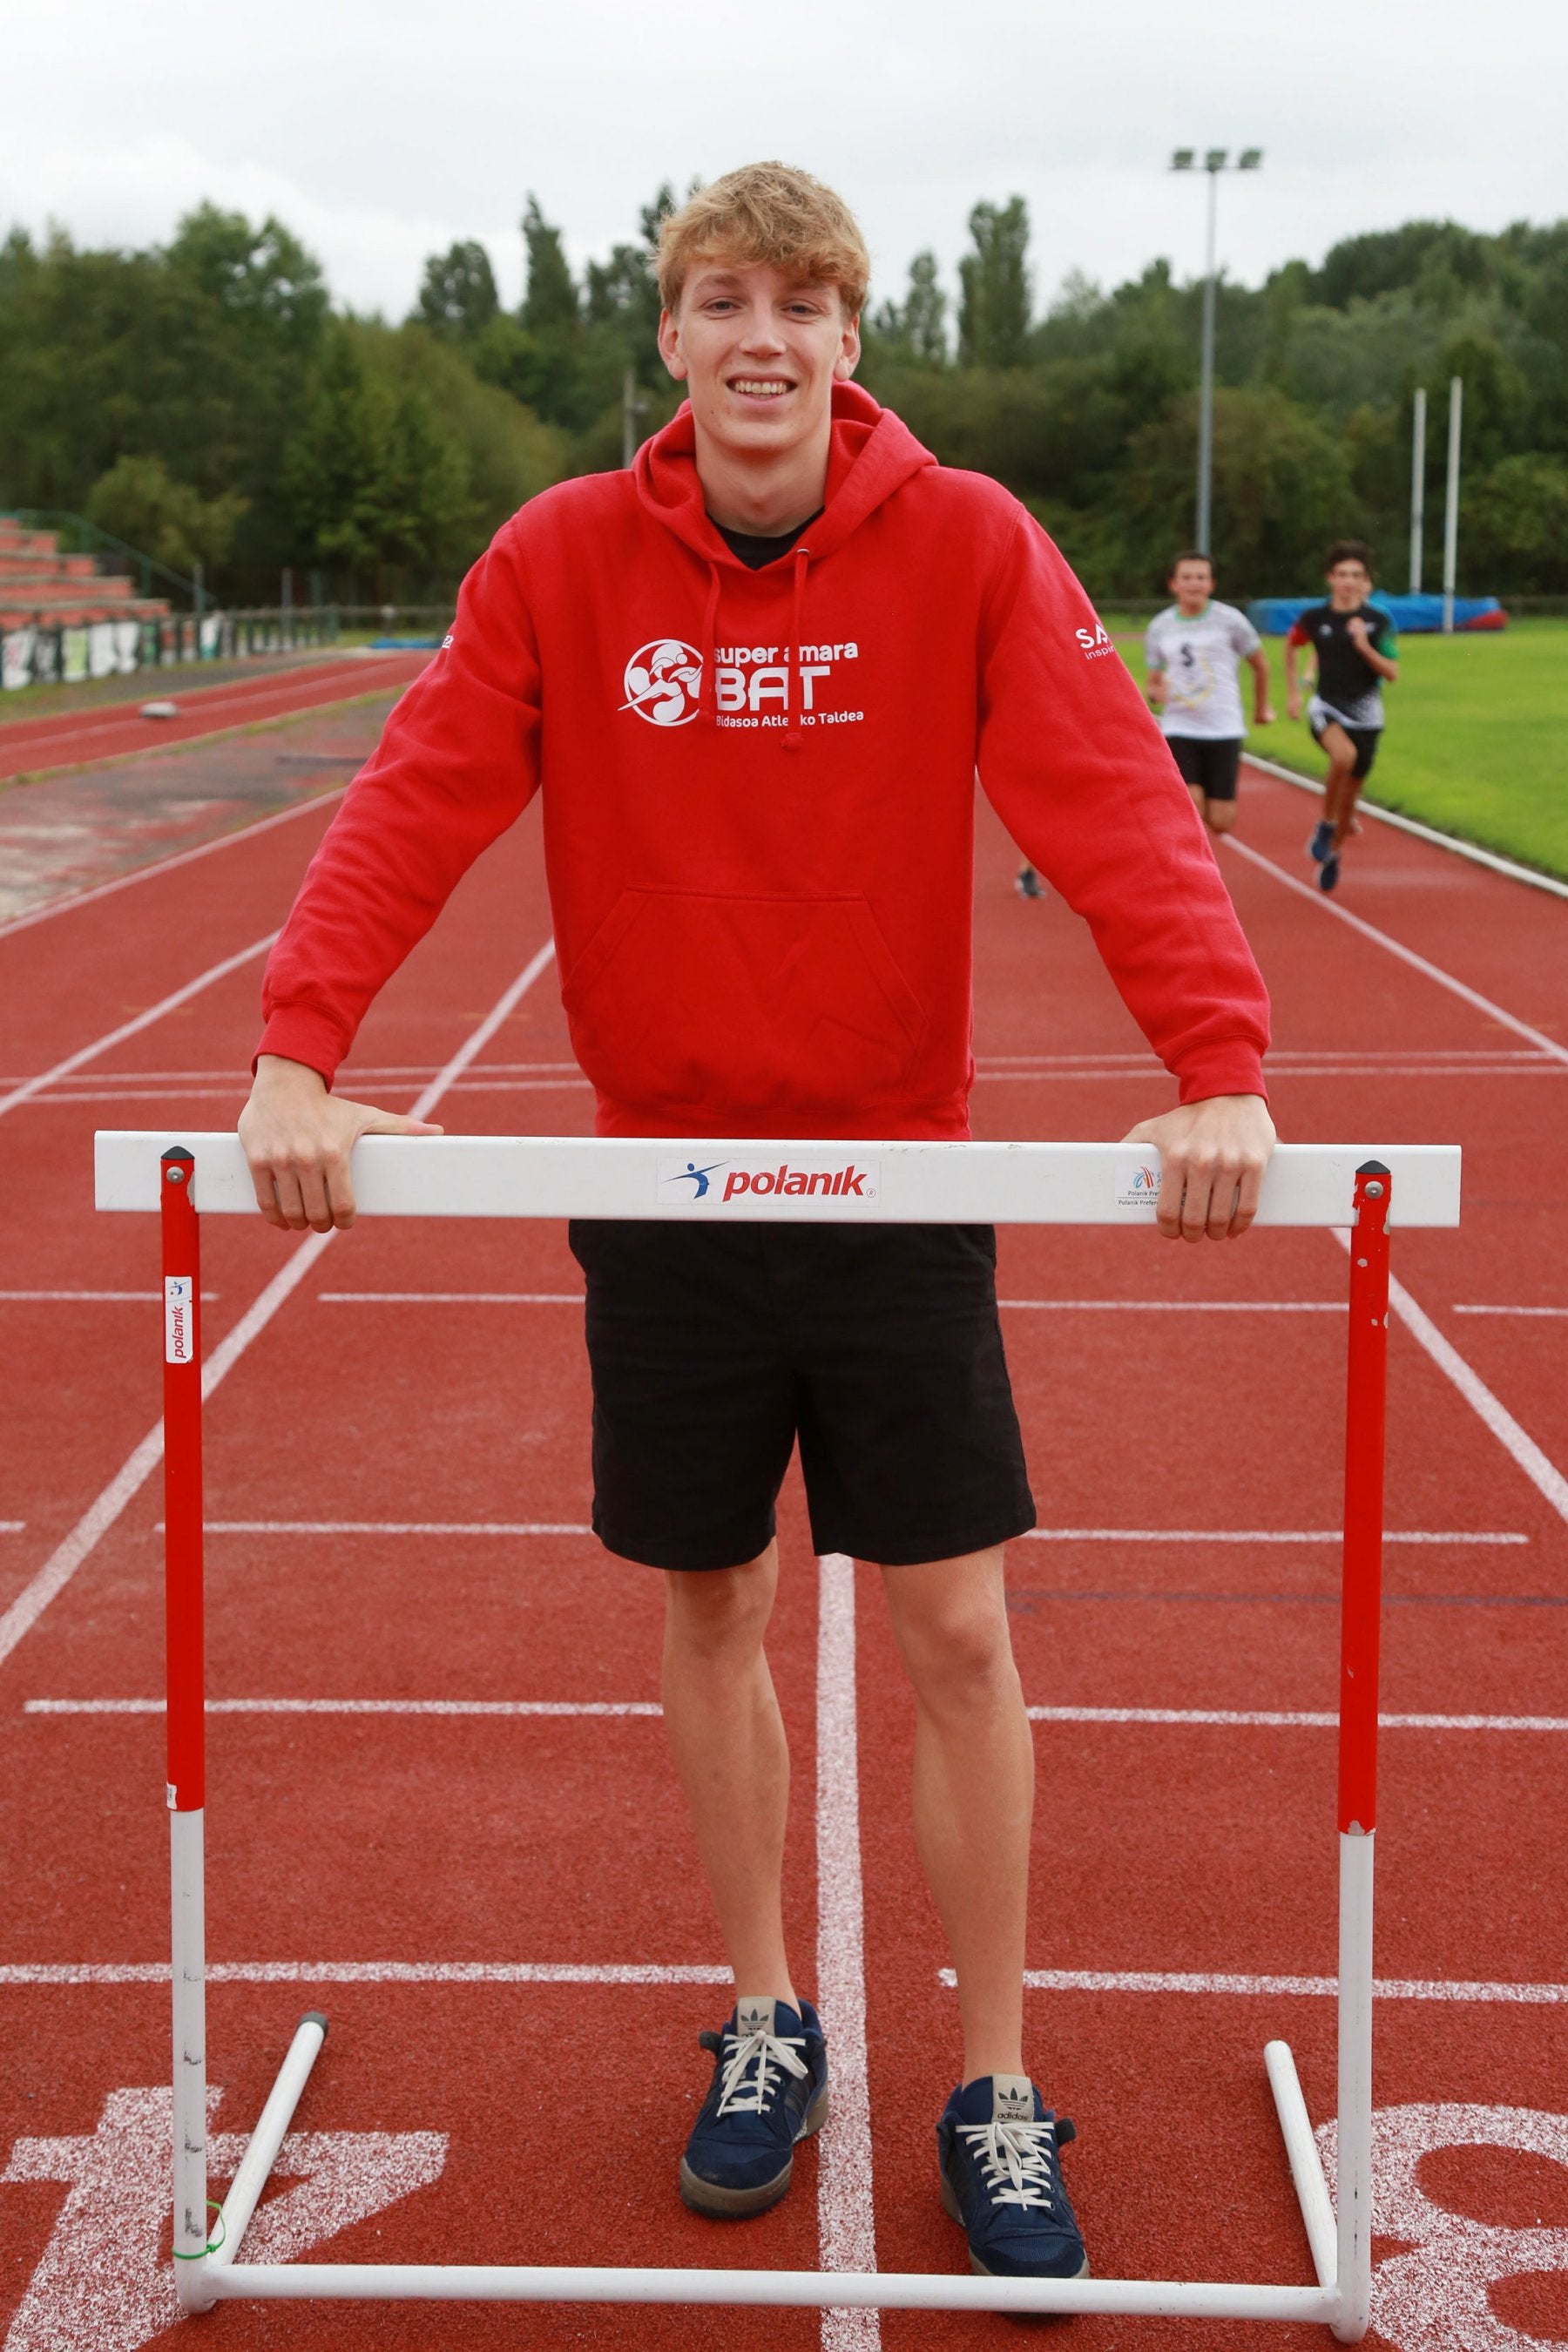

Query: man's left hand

[1121,1094,1276,1241]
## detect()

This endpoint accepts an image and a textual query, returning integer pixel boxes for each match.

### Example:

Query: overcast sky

[5,0,1565,322]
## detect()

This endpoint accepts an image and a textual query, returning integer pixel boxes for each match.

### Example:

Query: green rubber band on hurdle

[172,2200,226,2257]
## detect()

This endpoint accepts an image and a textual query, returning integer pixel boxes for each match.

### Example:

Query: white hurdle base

[181,2022,1343,2324]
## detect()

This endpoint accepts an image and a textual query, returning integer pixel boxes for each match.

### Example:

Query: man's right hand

[239,1054,443,1233]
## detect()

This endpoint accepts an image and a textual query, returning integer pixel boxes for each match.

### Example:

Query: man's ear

[834,312,862,382]
[657,308,688,383]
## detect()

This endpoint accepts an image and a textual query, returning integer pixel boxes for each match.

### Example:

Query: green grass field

[1104,612,1568,883]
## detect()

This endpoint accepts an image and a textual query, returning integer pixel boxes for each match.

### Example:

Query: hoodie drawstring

[786,544,810,752]
[700,563,722,729]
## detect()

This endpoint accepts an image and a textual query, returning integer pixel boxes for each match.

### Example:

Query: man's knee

[1206,800,1237,835]
[664,1550,777,1662]
[884,1554,1017,1702]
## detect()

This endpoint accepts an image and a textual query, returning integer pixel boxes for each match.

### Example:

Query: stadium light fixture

[1170,145,1266,553]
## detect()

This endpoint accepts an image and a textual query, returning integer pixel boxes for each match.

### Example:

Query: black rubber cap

[300,2011,330,2038]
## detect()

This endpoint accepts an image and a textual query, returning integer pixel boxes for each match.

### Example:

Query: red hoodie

[258,383,1268,1137]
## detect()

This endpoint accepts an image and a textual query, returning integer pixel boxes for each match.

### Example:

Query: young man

[1285,541,1399,892]
[239,162,1274,2284]
[1145,551,1274,835]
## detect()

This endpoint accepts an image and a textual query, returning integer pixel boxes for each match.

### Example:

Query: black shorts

[1167,736,1242,801]
[567,1221,1037,1571]
[1309,716,1382,780]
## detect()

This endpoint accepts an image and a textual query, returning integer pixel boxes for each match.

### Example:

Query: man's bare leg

[1318,719,1361,848]
[662,1543,798,2004]
[881,1544,1032,2083]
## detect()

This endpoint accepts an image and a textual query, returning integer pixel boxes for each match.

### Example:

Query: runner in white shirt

[1144,551,1274,835]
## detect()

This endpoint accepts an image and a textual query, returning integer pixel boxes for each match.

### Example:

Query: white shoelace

[958,2117,1060,2211]
[715,2024,808,2119]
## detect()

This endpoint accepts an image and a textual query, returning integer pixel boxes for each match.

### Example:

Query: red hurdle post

[160,1145,213,2302]
[1333,1159,1392,2342]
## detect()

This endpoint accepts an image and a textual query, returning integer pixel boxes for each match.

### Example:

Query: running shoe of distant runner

[679,1997,829,2215]
[1016,863,1045,899]
[937,2076,1089,2278]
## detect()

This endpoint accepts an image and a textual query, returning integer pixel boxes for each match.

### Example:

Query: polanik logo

[657,1154,881,1208]
[622,639,703,727]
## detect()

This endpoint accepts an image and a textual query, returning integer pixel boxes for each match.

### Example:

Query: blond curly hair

[657,162,870,317]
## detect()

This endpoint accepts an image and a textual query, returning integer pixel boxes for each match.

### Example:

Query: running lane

[0,652,428,781]
[1,748,1565,2352]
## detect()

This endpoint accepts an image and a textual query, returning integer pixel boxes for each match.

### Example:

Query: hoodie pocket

[561,890,928,1118]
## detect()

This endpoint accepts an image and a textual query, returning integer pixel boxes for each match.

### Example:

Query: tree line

[2,191,1565,605]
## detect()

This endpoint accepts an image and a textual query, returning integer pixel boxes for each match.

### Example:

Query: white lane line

[1454,1305,1568,1318]
[317,1292,583,1305]
[0,1961,730,1988]
[1224,832,1568,1069]
[1242,745,1568,903]
[977,1064,1564,1082]
[0,932,277,1121]
[0,1522,24,1533]
[0,785,351,942]
[940,1967,1568,2005]
[26,1697,659,1717]
[973,1053,1551,1072]
[1021,1528,1524,1544]
[816,1551,879,2347]
[0,1291,220,1301]
[3,1074,591,1105]
[0,940,558,1673]
[174,1520,591,1537]
[1335,1234,1568,1529]
[1025,1706,1568,1731]
[1000,1298,1344,1313]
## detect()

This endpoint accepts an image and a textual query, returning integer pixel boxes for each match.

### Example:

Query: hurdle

[94,1130,1462,2334]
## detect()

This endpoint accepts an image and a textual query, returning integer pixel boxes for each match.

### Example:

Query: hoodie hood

[633,380,937,565]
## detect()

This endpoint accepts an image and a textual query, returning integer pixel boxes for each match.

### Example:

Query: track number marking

[3,2085,446,2352]
[1318,2103,1568,2349]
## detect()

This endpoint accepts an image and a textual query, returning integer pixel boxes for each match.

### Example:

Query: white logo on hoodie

[621,639,703,727]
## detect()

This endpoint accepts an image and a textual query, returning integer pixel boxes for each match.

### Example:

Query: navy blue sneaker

[1320,851,1342,892]
[937,2076,1089,2279]
[679,1997,829,2216]
[1308,821,1335,864]
[1016,865,1045,900]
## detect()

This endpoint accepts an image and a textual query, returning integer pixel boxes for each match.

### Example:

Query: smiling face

[658,260,861,464]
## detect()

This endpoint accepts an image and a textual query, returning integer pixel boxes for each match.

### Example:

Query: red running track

[0,653,429,781]
[0,746,1566,2352]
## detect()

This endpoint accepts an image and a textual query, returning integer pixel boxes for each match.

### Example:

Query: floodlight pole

[1409,389,1426,595]
[1442,375,1463,634]
[1197,170,1219,556]
[1171,149,1262,558]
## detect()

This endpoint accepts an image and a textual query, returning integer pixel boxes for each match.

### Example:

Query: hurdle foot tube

[206,2013,329,2270]
[1265,2039,1337,2291]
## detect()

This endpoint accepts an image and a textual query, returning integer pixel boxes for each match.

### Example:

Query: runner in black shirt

[1285,540,1398,892]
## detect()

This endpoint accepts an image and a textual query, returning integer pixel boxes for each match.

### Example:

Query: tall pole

[1196,166,1219,553]
[1442,375,1463,635]
[1409,388,1426,596]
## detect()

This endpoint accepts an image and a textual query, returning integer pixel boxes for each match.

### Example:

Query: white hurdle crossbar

[95,1131,1463,2335]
